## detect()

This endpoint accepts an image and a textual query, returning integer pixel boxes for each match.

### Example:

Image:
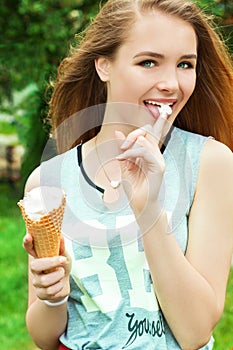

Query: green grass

[0,182,232,349]
[0,183,37,350]
[213,268,233,349]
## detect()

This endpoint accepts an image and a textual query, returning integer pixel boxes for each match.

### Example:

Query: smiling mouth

[143,100,175,119]
[144,100,174,108]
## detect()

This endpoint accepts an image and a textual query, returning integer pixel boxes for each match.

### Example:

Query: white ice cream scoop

[21,186,65,220]
[158,104,172,118]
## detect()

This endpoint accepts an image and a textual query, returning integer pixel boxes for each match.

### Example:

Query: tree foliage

[0,0,106,188]
[196,0,233,52]
[0,0,104,99]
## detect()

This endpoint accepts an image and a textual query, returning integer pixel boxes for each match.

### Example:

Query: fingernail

[116,154,125,160]
[121,141,130,149]
[23,233,30,242]
[59,256,66,263]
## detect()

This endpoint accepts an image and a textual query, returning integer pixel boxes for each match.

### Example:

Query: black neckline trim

[77,144,104,193]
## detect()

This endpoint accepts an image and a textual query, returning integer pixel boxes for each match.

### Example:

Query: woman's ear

[95,57,111,82]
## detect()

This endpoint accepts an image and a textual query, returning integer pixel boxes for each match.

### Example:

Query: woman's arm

[116,121,233,350]
[23,167,71,350]
[141,140,233,349]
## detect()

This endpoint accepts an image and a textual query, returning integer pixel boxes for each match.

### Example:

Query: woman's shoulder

[24,147,77,194]
[197,139,233,198]
[201,138,233,169]
[24,165,41,194]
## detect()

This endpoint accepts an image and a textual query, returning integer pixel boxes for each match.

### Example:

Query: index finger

[151,114,172,145]
[120,124,152,150]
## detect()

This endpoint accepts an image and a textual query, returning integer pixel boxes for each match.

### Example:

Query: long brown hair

[49,0,233,153]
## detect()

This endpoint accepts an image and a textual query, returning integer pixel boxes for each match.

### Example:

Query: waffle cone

[18,195,66,258]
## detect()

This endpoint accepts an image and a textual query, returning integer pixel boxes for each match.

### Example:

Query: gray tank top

[41,127,214,349]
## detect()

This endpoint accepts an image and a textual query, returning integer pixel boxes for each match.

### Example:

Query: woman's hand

[115,114,171,215]
[23,233,71,302]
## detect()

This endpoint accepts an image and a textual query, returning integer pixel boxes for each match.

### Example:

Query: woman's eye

[139,60,156,68]
[178,61,194,69]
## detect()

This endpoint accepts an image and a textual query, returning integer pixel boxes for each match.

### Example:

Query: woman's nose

[156,68,179,93]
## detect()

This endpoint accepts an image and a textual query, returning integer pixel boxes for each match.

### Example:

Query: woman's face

[98,10,197,126]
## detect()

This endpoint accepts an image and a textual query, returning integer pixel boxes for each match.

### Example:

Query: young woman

[23,0,233,349]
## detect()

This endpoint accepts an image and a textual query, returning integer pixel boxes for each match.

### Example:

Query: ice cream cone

[18,189,66,258]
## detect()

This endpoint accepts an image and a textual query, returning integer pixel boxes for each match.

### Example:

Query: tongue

[145,103,160,119]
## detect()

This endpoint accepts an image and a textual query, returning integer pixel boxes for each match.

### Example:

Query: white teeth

[145,100,173,108]
[146,100,158,106]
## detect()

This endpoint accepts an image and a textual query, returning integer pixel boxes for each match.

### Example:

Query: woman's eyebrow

[133,51,197,60]
[133,51,164,59]
[180,54,197,60]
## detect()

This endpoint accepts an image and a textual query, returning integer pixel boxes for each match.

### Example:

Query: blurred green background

[0,0,232,349]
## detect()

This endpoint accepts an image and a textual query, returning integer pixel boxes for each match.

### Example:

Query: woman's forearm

[138,208,219,349]
[26,298,68,350]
